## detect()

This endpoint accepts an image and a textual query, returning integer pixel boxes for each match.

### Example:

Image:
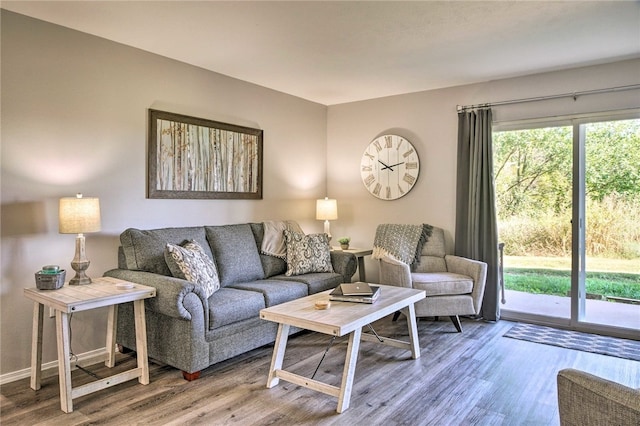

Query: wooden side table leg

[337,327,362,413]
[404,303,421,359]
[30,302,44,391]
[106,305,117,368]
[266,323,290,388]
[357,256,367,282]
[133,300,150,385]
[55,310,73,413]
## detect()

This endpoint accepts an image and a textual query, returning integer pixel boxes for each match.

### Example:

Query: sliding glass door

[494,113,640,339]
[580,119,640,331]
[494,125,573,321]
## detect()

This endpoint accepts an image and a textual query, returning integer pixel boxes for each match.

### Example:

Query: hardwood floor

[2,317,639,425]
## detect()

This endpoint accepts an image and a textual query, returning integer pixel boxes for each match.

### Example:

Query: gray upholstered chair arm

[378,257,413,288]
[104,269,209,322]
[330,251,358,282]
[445,255,488,313]
[557,368,640,425]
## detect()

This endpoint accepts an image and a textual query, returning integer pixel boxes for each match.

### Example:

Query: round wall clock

[360,134,420,200]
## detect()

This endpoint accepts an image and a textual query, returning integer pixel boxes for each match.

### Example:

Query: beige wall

[1,9,638,379]
[1,11,328,376]
[326,60,639,285]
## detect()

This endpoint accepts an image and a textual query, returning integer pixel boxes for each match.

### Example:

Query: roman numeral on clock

[403,148,415,158]
[364,174,375,187]
[403,173,416,185]
[372,183,382,196]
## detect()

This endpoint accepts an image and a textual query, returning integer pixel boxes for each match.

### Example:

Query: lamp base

[69,260,92,285]
[324,220,332,242]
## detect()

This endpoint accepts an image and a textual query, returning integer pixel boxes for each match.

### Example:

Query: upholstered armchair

[377,226,487,332]
[557,368,640,425]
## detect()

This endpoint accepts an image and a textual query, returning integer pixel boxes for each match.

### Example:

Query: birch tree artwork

[148,110,263,199]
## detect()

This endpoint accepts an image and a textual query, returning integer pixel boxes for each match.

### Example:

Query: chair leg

[449,315,462,332]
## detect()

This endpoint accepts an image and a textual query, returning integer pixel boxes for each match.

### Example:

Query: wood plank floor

[2,317,639,425]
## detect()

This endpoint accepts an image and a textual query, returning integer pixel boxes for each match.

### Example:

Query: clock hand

[381,161,405,171]
[378,160,391,169]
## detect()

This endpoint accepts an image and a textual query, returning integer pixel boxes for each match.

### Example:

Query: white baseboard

[0,347,108,385]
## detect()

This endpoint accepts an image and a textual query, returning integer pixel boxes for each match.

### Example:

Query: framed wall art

[148,109,263,199]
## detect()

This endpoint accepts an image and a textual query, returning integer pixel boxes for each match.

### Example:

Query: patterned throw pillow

[164,240,220,298]
[283,230,334,276]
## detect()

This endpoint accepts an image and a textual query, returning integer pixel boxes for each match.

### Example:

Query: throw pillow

[164,240,220,298]
[283,230,334,276]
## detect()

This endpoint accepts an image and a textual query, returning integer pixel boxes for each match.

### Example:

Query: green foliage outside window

[493,119,640,259]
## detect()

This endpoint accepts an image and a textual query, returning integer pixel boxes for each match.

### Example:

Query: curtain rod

[456,84,640,112]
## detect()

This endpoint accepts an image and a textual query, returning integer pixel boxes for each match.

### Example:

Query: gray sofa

[104,223,357,380]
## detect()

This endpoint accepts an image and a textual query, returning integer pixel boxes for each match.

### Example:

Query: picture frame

[148,109,263,199]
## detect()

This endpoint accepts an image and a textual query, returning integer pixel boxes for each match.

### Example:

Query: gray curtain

[455,108,500,321]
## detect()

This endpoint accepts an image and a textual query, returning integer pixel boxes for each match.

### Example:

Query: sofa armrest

[103,269,209,323]
[557,368,640,425]
[378,256,413,288]
[445,255,488,314]
[330,251,357,282]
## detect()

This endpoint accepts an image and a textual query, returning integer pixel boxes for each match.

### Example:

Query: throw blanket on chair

[372,224,433,267]
[261,220,303,259]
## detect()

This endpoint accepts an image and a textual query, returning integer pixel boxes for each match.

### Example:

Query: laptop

[330,283,380,303]
[339,282,374,296]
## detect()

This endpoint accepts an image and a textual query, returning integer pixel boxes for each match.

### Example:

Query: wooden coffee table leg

[267,323,290,388]
[404,303,421,359]
[337,327,362,413]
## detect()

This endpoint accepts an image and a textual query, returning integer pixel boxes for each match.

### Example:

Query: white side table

[332,247,373,282]
[24,276,156,413]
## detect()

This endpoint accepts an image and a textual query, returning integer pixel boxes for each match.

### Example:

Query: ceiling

[3,1,639,105]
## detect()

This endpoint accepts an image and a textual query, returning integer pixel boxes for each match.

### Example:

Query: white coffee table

[24,276,156,413]
[260,284,425,413]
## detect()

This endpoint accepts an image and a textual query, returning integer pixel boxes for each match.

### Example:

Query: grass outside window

[504,257,640,300]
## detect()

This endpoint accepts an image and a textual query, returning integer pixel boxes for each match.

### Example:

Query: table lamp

[316,197,337,241]
[59,193,101,285]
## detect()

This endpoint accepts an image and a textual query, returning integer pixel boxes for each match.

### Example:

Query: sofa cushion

[229,279,308,307]
[120,227,212,276]
[205,224,265,287]
[249,223,287,277]
[208,287,266,330]
[411,272,473,296]
[164,240,220,298]
[272,272,343,294]
[284,230,333,276]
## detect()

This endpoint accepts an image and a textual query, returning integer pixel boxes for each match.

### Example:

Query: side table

[332,247,372,282]
[24,276,156,413]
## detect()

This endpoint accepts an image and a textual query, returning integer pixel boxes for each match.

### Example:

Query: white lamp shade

[59,195,101,234]
[316,198,338,221]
